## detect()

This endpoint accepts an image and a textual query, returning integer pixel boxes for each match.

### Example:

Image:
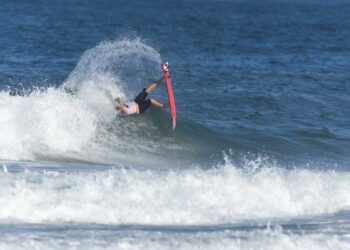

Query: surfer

[110,76,169,116]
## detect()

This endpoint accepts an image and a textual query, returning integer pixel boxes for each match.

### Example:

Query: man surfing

[110,64,170,116]
[111,77,168,116]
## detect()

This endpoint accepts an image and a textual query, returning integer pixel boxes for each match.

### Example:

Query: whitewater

[0,160,350,250]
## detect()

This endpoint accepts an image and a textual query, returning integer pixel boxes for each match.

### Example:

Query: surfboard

[161,63,176,130]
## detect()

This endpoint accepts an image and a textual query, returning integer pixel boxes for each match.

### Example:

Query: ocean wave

[0,85,224,165]
[0,38,228,165]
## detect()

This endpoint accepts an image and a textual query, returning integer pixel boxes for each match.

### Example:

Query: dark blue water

[0,0,349,249]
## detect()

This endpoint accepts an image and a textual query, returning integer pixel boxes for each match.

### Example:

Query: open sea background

[0,0,349,249]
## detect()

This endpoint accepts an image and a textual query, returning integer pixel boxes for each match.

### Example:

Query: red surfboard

[161,63,176,130]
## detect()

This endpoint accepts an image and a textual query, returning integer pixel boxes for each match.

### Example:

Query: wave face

[0,39,227,166]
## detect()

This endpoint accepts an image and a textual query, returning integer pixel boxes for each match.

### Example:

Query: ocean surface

[0,0,350,249]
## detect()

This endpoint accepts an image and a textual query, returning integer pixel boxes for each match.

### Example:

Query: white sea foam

[0,160,349,225]
[0,88,99,161]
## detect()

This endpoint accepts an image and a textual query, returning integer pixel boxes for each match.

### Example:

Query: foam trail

[64,38,161,99]
[0,161,349,224]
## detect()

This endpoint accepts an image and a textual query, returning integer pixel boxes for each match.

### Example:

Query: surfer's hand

[162,104,169,109]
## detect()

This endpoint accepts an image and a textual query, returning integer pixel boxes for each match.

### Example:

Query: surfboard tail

[172,119,176,130]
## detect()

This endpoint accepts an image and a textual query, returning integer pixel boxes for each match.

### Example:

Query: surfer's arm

[112,100,128,115]
[107,94,118,107]
[105,91,117,106]
[108,95,128,114]
[111,99,119,108]
[116,100,130,114]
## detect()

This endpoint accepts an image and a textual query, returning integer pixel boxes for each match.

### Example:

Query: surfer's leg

[145,77,164,94]
[145,83,157,94]
[150,98,166,109]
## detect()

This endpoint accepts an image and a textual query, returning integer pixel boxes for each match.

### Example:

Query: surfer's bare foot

[164,62,169,72]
